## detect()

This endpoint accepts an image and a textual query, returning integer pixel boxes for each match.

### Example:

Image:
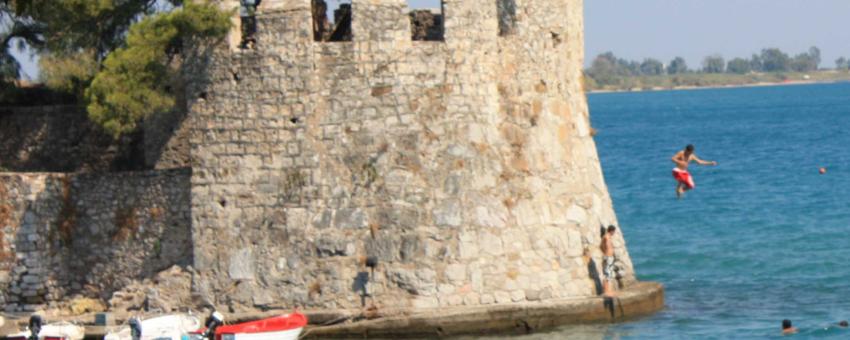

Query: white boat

[104,314,201,340]
[5,319,85,340]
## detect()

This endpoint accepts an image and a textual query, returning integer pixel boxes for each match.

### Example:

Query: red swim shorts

[672,168,695,189]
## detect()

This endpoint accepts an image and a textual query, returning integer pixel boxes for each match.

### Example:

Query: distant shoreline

[587,79,846,94]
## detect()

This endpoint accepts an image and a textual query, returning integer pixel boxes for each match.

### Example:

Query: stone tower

[187,0,636,312]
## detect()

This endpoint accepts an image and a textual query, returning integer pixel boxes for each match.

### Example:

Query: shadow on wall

[0,107,147,172]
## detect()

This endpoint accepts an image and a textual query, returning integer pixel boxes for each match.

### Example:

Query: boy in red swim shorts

[671,144,717,198]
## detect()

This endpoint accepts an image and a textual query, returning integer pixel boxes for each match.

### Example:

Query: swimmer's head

[685,144,695,153]
[782,319,793,330]
[839,320,849,327]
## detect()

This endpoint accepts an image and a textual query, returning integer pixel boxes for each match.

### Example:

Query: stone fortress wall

[187,0,635,312]
[0,170,192,312]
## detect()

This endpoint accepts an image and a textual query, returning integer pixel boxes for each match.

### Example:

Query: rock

[69,297,106,315]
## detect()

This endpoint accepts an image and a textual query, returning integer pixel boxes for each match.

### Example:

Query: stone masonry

[186,0,635,312]
[0,170,191,312]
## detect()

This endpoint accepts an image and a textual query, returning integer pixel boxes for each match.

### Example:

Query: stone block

[333,208,367,229]
[228,248,255,280]
[445,264,466,283]
[479,231,504,257]
[433,200,462,227]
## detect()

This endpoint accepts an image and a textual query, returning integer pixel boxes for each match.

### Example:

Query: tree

[808,46,821,69]
[702,55,725,73]
[640,58,664,75]
[791,53,814,72]
[668,57,688,74]
[85,2,230,137]
[836,57,848,70]
[0,3,44,84]
[726,58,751,74]
[750,54,763,72]
[760,48,791,72]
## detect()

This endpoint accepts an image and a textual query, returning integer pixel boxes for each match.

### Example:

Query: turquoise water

[496,82,850,339]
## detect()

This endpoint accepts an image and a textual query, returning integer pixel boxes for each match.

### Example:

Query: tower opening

[407,0,444,41]
[239,0,260,48]
[313,0,353,42]
[497,0,517,36]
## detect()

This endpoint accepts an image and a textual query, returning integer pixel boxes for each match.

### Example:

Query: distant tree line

[586,46,850,88]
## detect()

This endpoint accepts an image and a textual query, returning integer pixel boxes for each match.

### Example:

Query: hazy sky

[585,0,850,68]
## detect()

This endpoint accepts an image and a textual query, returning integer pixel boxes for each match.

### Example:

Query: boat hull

[223,327,303,340]
[104,314,201,340]
[5,323,85,340]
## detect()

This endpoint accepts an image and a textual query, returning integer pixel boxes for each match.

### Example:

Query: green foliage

[760,48,791,72]
[726,58,751,74]
[11,0,182,59]
[40,50,98,97]
[85,2,230,137]
[640,58,664,76]
[702,55,725,73]
[667,57,688,74]
[836,57,848,70]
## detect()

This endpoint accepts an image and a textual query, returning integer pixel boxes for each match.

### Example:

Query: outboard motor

[201,311,224,340]
[129,317,142,340]
[27,315,43,340]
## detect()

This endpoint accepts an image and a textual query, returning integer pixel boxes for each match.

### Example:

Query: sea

[484,82,850,339]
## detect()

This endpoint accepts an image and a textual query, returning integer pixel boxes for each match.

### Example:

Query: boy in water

[600,225,618,297]
[671,144,718,198]
[782,319,798,334]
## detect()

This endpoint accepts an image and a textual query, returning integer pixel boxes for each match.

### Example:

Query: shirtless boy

[671,144,717,198]
[601,225,617,297]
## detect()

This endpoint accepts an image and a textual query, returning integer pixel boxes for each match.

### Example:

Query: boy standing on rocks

[601,225,618,297]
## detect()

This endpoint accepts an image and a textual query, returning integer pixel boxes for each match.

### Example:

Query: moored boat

[103,314,201,340]
[197,312,307,340]
[6,315,84,340]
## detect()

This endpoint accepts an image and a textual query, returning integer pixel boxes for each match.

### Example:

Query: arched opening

[313,0,353,42]
[407,0,444,41]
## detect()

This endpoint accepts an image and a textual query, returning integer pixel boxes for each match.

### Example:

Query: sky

[585,0,850,68]
[11,0,850,79]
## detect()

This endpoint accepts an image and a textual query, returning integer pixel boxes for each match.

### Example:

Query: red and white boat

[195,312,307,340]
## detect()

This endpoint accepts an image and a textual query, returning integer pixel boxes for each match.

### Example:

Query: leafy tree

[11,0,183,60]
[667,57,688,74]
[749,54,763,72]
[640,58,664,75]
[726,58,751,74]
[0,3,44,84]
[586,52,642,86]
[39,50,98,97]
[808,46,821,69]
[760,48,791,72]
[702,55,725,73]
[836,57,848,70]
[85,2,230,137]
